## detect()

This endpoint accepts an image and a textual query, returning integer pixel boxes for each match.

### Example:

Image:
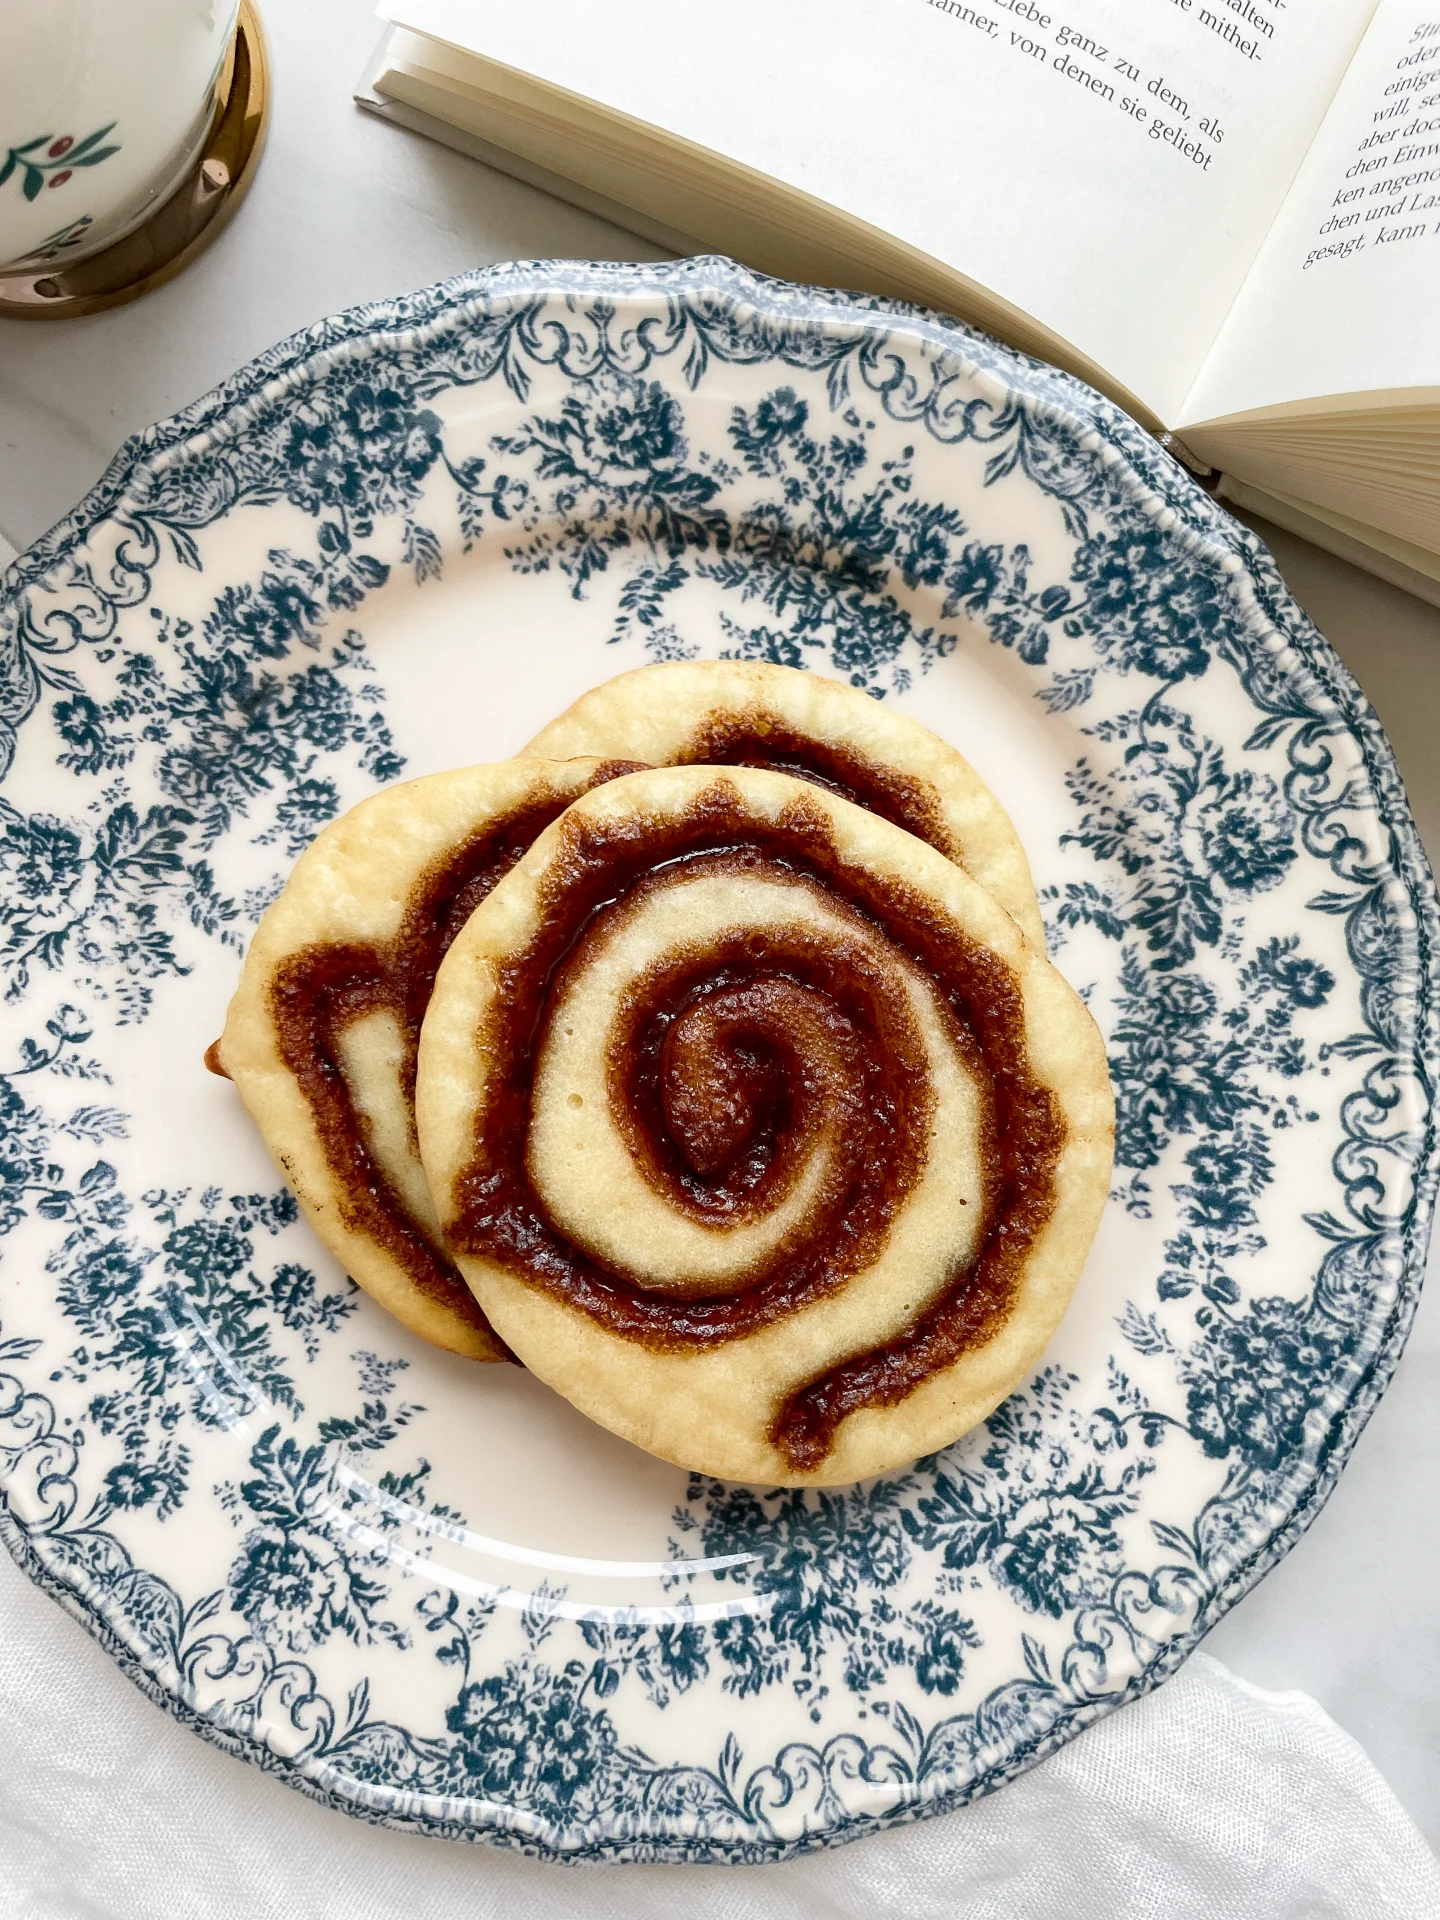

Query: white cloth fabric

[0,1547,1435,1919]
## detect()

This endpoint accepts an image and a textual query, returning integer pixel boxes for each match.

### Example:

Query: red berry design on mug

[1,122,119,202]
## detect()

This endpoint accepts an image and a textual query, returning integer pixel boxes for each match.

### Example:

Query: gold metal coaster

[0,1,269,321]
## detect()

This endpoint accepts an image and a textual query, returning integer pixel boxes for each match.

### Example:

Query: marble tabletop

[1,0,1437,1856]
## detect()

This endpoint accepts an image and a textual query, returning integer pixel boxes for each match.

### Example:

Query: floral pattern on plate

[0,257,1434,1862]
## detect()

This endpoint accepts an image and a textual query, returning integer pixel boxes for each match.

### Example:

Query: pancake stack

[214,660,1113,1484]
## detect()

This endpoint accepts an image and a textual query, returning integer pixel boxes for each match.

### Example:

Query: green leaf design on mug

[0,123,119,202]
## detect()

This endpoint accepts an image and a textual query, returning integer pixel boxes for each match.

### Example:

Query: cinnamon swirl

[526,659,1046,949]
[214,757,639,1359]
[416,765,1112,1480]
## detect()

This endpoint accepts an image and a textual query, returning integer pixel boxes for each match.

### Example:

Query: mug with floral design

[0,0,239,273]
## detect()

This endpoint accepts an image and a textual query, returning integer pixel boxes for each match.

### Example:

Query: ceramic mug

[0,0,240,273]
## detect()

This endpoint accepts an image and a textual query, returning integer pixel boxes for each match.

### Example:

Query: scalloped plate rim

[0,254,1436,1864]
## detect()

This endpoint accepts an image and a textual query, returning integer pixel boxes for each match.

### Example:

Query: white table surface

[1,0,1437,1860]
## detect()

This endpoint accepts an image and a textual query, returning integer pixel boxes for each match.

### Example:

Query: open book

[356,0,1440,602]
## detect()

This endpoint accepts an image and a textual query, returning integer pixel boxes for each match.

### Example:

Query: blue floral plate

[0,258,1435,1864]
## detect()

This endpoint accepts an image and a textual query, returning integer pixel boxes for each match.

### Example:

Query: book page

[1180,0,1440,424]
[379,0,1375,425]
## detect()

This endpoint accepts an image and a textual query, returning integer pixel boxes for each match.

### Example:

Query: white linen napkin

[0,1546,1435,1919]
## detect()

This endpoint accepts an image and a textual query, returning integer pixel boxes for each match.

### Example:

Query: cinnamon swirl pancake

[525,659,1046,949]
[214,757,637,1359]
[416,765,1112,1482]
